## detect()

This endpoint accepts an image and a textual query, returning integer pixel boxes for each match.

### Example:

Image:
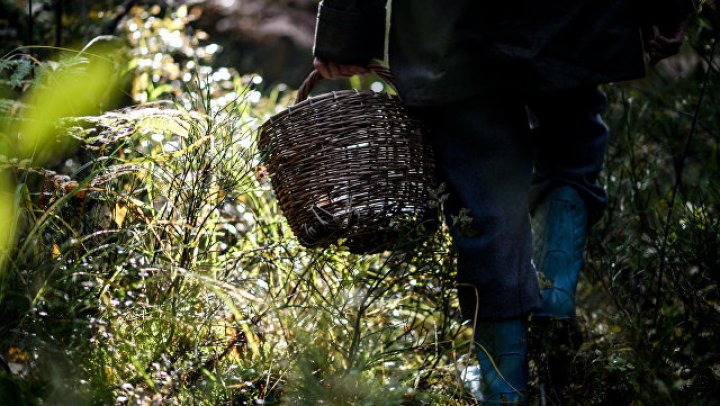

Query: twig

[54,0,63,48]
[654,34,718,322]
[27,0,33,48]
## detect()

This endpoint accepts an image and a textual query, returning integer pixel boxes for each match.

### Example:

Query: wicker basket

[258,63,437,253]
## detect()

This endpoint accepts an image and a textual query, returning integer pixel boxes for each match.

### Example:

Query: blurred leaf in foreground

[0,42,125,269]
[0,175,16,271]
[12,50,124,163]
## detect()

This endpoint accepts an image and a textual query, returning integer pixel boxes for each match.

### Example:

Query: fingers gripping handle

[295,61,399,103]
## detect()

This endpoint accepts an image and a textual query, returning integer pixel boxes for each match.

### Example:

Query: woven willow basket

[258,63,437,253]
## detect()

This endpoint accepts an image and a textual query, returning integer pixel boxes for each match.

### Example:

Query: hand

[313,57,368,79]
[643,24,685,65]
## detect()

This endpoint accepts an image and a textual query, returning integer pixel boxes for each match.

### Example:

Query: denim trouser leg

[411,87,609,320]
[413,95,541,320]
[528,87,610,223]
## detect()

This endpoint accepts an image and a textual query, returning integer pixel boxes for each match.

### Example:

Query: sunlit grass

[0,45,124,285]
[1,3,719,405]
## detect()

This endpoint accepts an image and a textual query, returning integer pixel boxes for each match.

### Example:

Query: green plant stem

[654,34,718,323]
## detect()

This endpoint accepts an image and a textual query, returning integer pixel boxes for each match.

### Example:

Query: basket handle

[295,61,399,103]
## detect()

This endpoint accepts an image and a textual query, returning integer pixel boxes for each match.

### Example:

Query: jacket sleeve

[639,0,698,26]
[313,0,388,65]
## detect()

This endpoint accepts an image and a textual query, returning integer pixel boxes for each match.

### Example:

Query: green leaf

[9,60,33,89]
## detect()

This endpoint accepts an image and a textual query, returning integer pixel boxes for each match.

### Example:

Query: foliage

[0,0,138,52]
[1,4,471,405]
[0,3,719,406]
[554,10,720,404]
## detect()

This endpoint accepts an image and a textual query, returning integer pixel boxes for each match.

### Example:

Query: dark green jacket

[313,0,695,105]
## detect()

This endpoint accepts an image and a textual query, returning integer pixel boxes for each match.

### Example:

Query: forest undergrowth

[0,3,719,405]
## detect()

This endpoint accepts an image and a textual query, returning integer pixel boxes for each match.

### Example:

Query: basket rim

[261,89,400,128]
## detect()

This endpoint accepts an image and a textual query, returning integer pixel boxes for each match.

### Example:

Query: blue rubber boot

[530,186,588,396]
[467,319,528,405]
[532,186,588,320]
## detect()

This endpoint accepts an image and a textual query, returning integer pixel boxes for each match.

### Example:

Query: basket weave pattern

[259,65,436,253]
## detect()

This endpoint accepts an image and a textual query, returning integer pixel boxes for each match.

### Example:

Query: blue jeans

[412,87,609,320]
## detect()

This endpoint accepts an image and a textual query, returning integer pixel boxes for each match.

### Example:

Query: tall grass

[1,3,719,405]
[0,6,474,405]
[560,12,720,403]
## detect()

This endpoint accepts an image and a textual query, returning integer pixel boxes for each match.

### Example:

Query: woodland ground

[0,2,719,405]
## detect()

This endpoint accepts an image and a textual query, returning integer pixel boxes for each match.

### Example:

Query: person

[311,0,694,403]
